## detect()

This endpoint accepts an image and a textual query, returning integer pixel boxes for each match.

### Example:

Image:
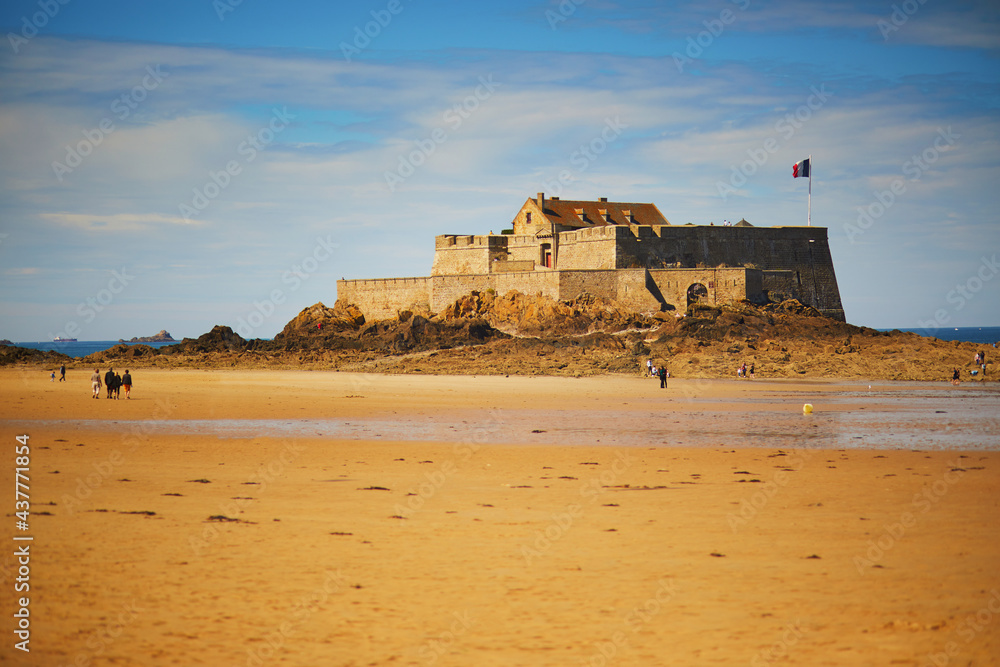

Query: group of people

[953,350,989,385]
[90,367,133,399]
[737,362,755,379]
[645,359,669,388]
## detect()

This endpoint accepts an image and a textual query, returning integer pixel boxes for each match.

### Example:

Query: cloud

[38,212,198,232]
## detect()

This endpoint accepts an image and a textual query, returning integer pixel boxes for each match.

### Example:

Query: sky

[0,0,998,341]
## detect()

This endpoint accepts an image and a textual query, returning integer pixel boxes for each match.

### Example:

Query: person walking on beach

[112,372,122,399]
[981,350,987,377]
[59,364,66,382]
[749,362,755,380]
[952,368,961,386]
[91,368,102,398]
[647,358,653,377]
[122,370,132,399]
[104,367,115,399]
[658,365,668,389]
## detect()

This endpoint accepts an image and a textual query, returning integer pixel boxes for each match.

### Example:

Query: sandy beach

[2,369,998,666]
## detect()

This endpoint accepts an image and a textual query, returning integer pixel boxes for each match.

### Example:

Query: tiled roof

[534,198,669,227]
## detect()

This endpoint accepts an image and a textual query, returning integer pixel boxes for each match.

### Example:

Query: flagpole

[807,154,812,227]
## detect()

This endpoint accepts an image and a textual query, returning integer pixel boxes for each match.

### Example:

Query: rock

[83,344,159,363]
[438,290,657,336]
[274,301,366,341]
[161,326,248,355]
[119,330,175,343]
[0,345,73,365]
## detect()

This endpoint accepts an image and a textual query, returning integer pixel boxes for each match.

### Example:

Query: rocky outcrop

[160,326,251,355]
[438,290,657,335]
[83,344,159,363]
[0,345,72,365]
[274,301,366,340]
[273,305,506,355]
[120,330,175,343]
[8,292,995,381]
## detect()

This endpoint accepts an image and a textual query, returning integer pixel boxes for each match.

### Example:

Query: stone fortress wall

[338,200,845,322]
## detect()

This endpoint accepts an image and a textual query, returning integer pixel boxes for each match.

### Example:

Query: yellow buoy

[803,403,814,414]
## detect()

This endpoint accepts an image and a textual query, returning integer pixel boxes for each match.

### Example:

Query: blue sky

[1,0,998,341]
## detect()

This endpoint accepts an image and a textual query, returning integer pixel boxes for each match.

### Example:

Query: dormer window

[575,208,586,223]
[599,208,610,223]
[622,209,634,223]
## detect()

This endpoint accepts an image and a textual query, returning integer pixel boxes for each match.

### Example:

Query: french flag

[792,158,810,178]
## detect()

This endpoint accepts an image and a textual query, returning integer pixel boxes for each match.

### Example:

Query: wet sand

[1,369,998,665]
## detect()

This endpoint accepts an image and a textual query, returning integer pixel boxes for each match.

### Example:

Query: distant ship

[52,336,77,342]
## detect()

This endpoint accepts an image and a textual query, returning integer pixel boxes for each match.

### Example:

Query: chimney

[599,197,608,202]
[537,192,544,208]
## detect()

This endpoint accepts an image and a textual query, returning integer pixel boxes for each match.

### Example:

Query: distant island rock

[120,330,175,343]
[0,339,12,346]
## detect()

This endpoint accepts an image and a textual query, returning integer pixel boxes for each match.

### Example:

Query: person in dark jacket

[104,368,115,398]
[658,365,668,389]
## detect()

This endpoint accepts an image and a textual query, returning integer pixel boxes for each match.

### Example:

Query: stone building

[338,194,846,321]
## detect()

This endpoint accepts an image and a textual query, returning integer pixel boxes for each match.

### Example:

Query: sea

[8,327,999,358]
[12,340,178,358]
[877,326,1000,346]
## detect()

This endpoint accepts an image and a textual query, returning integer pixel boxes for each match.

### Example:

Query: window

[526,212,532,224]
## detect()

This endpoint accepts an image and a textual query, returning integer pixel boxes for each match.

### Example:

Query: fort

[337,194,845,321]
